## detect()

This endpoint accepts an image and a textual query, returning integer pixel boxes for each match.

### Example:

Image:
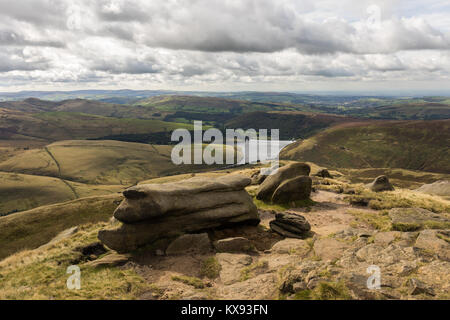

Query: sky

[1,0,450,93]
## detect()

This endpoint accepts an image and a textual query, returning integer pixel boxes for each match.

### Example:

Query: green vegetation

[200,257,221,279]
[226,111,353,140]
[281,120,450,174]
[171,275,205,289]
[348,209,392,231]
[294,282,352,300]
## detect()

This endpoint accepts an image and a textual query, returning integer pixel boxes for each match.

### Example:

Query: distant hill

[0,108,193,142]
[225,111,356,140]
[281,119,450,173]
[343,102,450,120]
[135,95,276,114]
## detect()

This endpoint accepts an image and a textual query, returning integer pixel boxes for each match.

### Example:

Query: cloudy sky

[1,0,450,93]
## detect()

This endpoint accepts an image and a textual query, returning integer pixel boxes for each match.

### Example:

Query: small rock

[85,253,130,268]
[269,212,311,239]
[270,239,310,255]
[315,169,332,178]
[367,175,394,192]
[213,237,256,253]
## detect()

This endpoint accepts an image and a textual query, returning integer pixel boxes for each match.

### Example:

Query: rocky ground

[99,188,449,300]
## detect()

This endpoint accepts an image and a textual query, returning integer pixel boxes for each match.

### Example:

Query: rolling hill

[281,119,450,173]
[0,140,183,185]
[0,171,122,216]
[225,111,356,140]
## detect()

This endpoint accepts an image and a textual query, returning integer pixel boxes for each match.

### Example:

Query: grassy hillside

[0,194,122,260]
[0,140,183,185]
[225,111,355,140]
[0,171,122,216]
[0,108,193,142]
[281,120,450,173]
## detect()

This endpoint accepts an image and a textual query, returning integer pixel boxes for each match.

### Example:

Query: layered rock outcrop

[98,174,259,252]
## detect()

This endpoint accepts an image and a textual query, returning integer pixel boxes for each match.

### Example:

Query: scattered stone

[166,233,212,255]
[85,253,130,268]
[269,212,311,239]
[366,175,394,192]
[271,176,312,204]
[256,162,310,201]
[213,237,256,253]
[389,207,450,231]
[98,175,259,252]
[407,278,434,296]
[315,169,332,178]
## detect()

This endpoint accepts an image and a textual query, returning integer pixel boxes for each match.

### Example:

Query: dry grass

[0,223,149,300]
[0,194,122,260]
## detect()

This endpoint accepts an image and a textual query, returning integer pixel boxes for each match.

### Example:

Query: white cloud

[0,0,449,91]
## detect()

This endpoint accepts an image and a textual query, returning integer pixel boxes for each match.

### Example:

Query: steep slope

[281,119,450,173]
[0,194,122,260]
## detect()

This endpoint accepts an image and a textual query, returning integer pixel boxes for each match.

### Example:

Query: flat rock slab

[166,233,212,255]
[216,253,253,285]
[270,238,310,255]
[313,238,349,262]
[217,273,278,300]
[389,208,450,231]
[414,230,450,261]
[213,237,256,253]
